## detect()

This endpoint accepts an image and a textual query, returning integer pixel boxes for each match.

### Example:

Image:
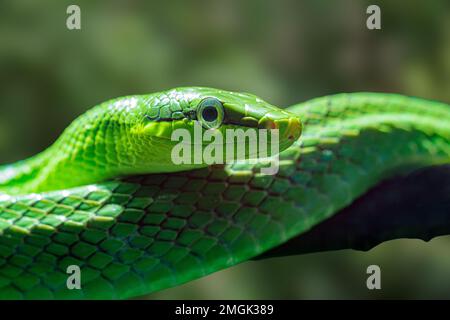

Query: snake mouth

[150,117,301,159]
[257,116,302,144]
[142,112,301,164]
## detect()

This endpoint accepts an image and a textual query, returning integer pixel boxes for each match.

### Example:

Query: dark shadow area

[260,165,450,258]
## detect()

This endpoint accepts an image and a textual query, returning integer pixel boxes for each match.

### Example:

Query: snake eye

[197,97,224,129]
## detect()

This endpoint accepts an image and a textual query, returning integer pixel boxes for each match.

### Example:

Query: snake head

[118,87,302,174]
[2,87,302,193]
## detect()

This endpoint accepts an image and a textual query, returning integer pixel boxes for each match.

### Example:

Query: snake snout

[259,115,302,142]
[283,117,302,142]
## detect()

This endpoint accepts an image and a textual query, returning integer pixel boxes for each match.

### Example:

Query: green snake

[0,87,449,299]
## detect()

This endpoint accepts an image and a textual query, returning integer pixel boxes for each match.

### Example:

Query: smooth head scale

[0,87,302,194]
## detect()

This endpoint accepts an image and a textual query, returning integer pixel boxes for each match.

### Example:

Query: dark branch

[259,165,450,258]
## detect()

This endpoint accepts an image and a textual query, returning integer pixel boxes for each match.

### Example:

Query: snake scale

[0,87,449,299]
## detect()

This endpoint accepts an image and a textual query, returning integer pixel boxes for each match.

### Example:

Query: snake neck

[0,142,109,195]
[0,109,123,195]
[0,97,151,195]
[0,152,49,195]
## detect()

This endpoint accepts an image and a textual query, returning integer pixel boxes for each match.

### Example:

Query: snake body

[0,88,449,299]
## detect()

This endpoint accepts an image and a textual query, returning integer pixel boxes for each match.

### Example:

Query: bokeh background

[0,0,449,299]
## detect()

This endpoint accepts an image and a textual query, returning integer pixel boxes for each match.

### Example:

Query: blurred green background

[0,0,449,299]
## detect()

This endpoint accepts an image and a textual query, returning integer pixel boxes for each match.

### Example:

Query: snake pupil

[202,106,218,122]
